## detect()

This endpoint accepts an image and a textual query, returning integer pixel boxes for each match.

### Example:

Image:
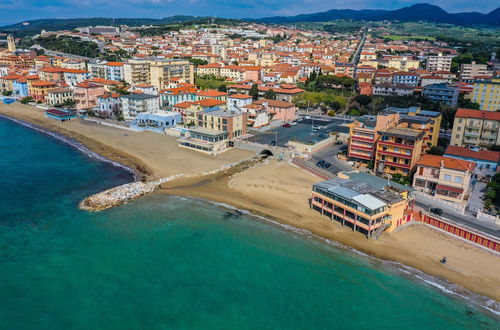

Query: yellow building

[124,58,194,89]
[471,79,500,111]
[311,173,412,237]
[450,108,500,148]
[374,127,424,177]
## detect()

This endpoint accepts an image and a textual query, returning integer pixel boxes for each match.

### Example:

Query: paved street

[311,144,353,174]
[247,117,350,148]
[414,196,500,239]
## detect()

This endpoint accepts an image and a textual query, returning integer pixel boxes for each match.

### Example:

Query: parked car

[290,122,298,126]
[430,207,443,216]
[282,123,292,127]
[316,160,325,167]
[312,125,320,130]
[323,162,331,169]
[270,141,276,146]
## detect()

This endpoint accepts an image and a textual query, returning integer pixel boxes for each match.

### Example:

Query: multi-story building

[391,72,419,87]
[63,69,91,87]
[95,92,122,118]
[88,61,125,81]
[178,109,247,155]
[383,106,442,153]
[121,93,160,120]
[124,58,194,89]
[471,79,500,111]
[459,62,493,82]
[74,82,105,110]
[445,145,500,174]
[413,155,475,205]
[372,83,414,97]
[348,112,400,166]
[47,88,74,106]
[450,108,500,148]
[28,81,58,102]
[311,175,412,236]
[374,127,424,177]
[227,94,253,112]
[422,83,459,106]
[426,53,454,72]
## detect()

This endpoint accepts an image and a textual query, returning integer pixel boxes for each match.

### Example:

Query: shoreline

[1,104,499,314]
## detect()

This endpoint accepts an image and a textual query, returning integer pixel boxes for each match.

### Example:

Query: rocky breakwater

[79,181,157,212]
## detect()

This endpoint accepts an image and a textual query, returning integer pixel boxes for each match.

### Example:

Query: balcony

[379,160,411,169]
[351,135,374,142]
[378,140,414,149]
[350,143,373,151]
[377,150,412,159]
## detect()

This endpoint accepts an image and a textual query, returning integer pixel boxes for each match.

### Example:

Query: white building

[426,53,455,72]
[88,61,125,81]
[121,93,160,120]
[240,103,269,128]
[96,92,122,118]
[459,62,493,82]
[227,94,253,112]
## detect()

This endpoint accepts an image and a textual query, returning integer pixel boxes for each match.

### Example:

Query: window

[444,174,451,181]
[419,167,423,175]
[454,176,463,183]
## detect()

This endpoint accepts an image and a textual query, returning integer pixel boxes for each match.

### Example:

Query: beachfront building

[422,83,459,106]
[450,108,500,148]
[160,84,198,108]
[95,92,122,118]
[47,88,74,107]
[470,79,500,111]
[45,108,78,122]
[28,81,58,102]
[181,99,227,124]
[311,176,412,237]
[133,111,181,132]
[121,93,160,120]
[240,103,269,128]
[413,155,475,206]
[374,127,424,178]
[74,82,105,110]
[12,78,29,99]
[347,112,400,166]
[178,109,247,155]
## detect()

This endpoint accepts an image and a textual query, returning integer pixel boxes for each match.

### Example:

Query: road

[351,27,367,65]
[311,144,353,174]
[414,197,500,239]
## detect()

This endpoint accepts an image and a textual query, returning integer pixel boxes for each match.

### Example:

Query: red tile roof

[445,146,500,163]
[455,108,500,121]
[416,154,475,171]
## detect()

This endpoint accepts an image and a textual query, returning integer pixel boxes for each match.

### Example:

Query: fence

[291,158,335,180]
[415,211,500,253]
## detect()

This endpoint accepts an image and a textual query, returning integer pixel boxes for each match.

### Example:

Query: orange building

[374,127,424,177]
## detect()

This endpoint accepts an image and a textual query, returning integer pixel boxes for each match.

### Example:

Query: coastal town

[0,18,500,302]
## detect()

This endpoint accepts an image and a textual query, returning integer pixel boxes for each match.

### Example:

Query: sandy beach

[1,103,499,304]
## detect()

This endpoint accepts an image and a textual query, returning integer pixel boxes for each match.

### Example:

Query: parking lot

[247,117,351,148]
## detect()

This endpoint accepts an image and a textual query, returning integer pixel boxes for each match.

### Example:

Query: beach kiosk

[45,108,78,122]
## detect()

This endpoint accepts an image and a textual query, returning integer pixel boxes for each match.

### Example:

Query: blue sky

[0,0,498,25]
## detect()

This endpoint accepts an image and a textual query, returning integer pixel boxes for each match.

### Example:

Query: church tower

[7,35,16,53]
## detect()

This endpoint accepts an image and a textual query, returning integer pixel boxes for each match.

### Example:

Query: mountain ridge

[254,4,500,25]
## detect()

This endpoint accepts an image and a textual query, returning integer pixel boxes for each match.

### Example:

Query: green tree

[217,84,227,92]
[2,90,12,96]
[249,83,259,101]
[428,146,445,155]
[263,89,276,100]
[20,96,34,104]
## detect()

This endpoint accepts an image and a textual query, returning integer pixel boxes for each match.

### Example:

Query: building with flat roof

[375,127,424,177]
[422,83,459,106]
[311,176,412,237]
[450,108,500,148]
[471,79,500,112]
[121,93,160,120]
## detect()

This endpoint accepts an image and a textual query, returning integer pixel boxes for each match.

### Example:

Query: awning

[436,184,463,194]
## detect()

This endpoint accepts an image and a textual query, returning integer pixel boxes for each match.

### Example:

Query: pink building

[74,82,105,110]
[254,99,297,122]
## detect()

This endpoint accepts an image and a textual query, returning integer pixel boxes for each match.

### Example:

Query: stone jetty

[79,181,157,212]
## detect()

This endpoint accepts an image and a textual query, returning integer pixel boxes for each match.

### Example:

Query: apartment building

[374,127,424,177]
[29,81,58,102]
[124,58,194,89]
[47,88,74,106]
[391,72,419,87]
[311,176,411,236]
[372,83,414,97]
[459,62,493,82]
[74,82,105,110]
[178,109,247,155]
[413,155,475,205]
[450,108,500,148]
[383,106,442,153]
[471,79,500,111]
[88,61,125,81]
[121,93,160,120]
[426,53,454,72]
[422,83,459,106]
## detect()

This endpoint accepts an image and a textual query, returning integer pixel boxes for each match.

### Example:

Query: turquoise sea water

[0,116,498,329]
